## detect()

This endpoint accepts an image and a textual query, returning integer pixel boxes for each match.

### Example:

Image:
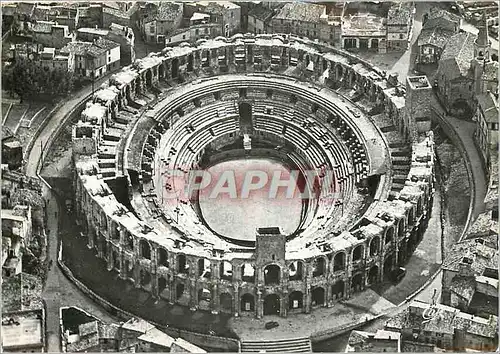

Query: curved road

[25,77,119,352]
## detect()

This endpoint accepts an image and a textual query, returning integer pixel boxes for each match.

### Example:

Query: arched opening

[125,85,131,100]
[371,38,379,50]
[417,198,423,216]
[312,258,326,277]
[220,293,232,313]
[158,277,167,294]
[238,102,253,134]
[332,280,345,299]
[241,293,255,312]
[176,283,185,300]
[263,294,280,315]
[398,219,405,238]
[384,255,394,279]
[305,55,310,67]
[198,258,211,278]
[266,89,273,99]
[112,251,120,270]
[145,69,152,87]
[139,240,151,259]
[334,252,346,271]
[140,269,152,287]
[198,288,211,308]
[351,273,363,292]
[101,213,108,230]
[408,208,415,227]
[177,255,189,274]
[264,264,280,285]
[368,265,379,285]
[241,264,255,283]
[135,76,142,96]
[158,64,165,79]
[187,54,194,72]
[370,237,380,256]
[125,232,134,251]
[352,245,363,262]
[158,248,169,267]
[172,58,179,78]
[290,94,297,104]
[311,287,325,306]
[322,58,328,71]
[125,260,134,279]
[289,291,303,309]
[220,261,233,281]
[385,227,394,245]
[288,261,303,281]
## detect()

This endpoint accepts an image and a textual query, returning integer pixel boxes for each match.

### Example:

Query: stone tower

[405,75,432,135]
[472,10,491,94]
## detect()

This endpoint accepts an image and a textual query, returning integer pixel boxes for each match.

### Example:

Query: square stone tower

[406,75,432,134]
[255,227,286,267]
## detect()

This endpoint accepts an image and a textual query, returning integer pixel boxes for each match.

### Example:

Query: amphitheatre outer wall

[69,34,435,320]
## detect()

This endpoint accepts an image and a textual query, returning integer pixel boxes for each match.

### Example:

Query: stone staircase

[240,337,312,353]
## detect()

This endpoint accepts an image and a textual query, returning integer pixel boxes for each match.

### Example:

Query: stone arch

[288,261,303,281]
[110,222,120,241]
[385,227,394,245]
[370,236,380,256]
[124,231,134,251]
[158,276,168,294]
[172,58,179,78]
[333,252,346,271]
[198,287,211,309]
[135,76,142,96]
[417,197,423,216]
[241,263,255,283]
[145,69,152,87]
[332,280,345,299]
[384,254,394,279]
[140,269,152,288]
[322,58,328,71]
[220,293,232,313]
[351,273,363,292]
[368,265,379,285]
[312,257,326,277]
[408,207,415,227]
[158,248,169,267]
[264,264,280,285]
[112,250,120,270]
[352,245,364,262]
[289,291,303,309]
[101,212,108,231]
[241,293,255,312]
[139,239,151,259]
[187,54,194,72]
[311,287,325,306]
[263,294,280,315]
[158,63,165,79]
[198,258,211,278]
[177,254,188,274]
[397,218,405,238]
[220,261,233,281]
[176,283,185,300]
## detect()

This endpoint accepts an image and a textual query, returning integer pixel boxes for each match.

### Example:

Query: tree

[2,58,75,102]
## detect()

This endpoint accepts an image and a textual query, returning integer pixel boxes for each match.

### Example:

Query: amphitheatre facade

[71,33,435,319]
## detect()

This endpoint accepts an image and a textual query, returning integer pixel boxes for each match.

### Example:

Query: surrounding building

[138,2,184,44]
[61,38,121,79]
[1,127,23,171]
[31,20,72,49]
[2,205,32,278]
[474,91,499,167]
[271,2,341,46]
[194,1,241,36]
[247,5,274,35]
[77,23,135,66]
[385,300,498,352]
[441,235,498,317]
[386,2,415,52]
[436,11,498,117]
[164,23,222,46]
[2,309,45,352]
[341,2,388,52]
[345,329,402,352]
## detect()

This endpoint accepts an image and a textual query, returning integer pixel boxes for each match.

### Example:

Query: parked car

[391,267,407,283]
[265,321,279,330]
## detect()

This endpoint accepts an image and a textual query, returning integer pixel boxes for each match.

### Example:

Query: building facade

[139,2,184,44]
[474,92,499,167]
[386,2,415,52]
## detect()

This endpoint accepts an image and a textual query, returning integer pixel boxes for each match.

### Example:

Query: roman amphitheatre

[69,33,435,336]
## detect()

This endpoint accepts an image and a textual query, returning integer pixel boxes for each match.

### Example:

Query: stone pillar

[368,38,372,49]
[211,283,219,314]
[119,252,126,279]
[256,289,263,319]
[169,280,175,304]
[281,289,288,317]
[151,245,159,297]
[106,243,113,271]
[233,284,240,317]
[304,265,312,313]
[189,276,197,310]
[355,38,360,48]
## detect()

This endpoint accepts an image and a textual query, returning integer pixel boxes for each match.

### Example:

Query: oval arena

[71,34,435,319]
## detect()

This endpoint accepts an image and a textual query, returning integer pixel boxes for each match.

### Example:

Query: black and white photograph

[1,0,498,352]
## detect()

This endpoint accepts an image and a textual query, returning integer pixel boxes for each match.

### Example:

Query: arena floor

[198,158,303,241]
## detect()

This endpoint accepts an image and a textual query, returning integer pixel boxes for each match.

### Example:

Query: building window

[149,24,155,33]
[182,34,186,40]
[195,29,199,36]
[231,11,234,18]
[399,33,404,39]
[281,19,283,24]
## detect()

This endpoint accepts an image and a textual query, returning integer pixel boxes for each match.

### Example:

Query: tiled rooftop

[439,31,476,80]
[387,2,413,26]
[273,2,326,23]
[417,27,454,49]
